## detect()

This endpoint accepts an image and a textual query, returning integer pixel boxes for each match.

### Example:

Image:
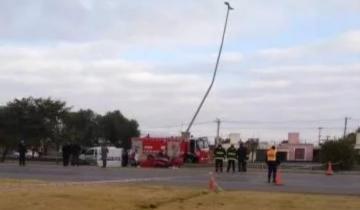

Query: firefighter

[266,145,279,183]
[226,144,237,173]
[214,144,226,172]
[237,142,248,172]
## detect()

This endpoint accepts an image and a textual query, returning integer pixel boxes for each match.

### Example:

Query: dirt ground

[0,179,359,210]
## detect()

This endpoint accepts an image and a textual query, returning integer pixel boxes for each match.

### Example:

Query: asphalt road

[1,162,360,195]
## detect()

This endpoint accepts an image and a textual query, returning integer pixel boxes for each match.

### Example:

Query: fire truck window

[196,141,201,150]
[196,139,209,149]
[203,140,209,148]
[85,149,94,155]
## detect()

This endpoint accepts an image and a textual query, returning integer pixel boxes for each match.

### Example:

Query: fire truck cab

[186,137,210,163]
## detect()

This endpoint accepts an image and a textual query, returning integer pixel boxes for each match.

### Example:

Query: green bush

[320,134,357,170]
[356,153,360,165]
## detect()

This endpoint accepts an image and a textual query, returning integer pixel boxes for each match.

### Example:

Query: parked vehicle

[131,136,210,167]
[79,146,123,167]
[12,151,39,159]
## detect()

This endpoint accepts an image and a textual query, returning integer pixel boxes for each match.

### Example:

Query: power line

[219,126,358,130]
[142,120,214,129]
[141,117,360,134]
[222,118,345,124]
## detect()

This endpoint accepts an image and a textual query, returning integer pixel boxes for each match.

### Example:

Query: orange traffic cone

[326,161,334,176]
[208,172,217,192]
[275,169,283,186]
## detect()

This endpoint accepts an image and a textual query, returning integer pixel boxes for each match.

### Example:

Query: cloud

[219,52,244,63]
[0,1,360,142]
[0,0,305,47]
[248,80,291,89]
[2,30,359,141]
[0,42,210,124]
[250,30,360,65]
[334,30,360,53]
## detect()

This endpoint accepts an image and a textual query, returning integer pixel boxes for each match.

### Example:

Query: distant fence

[247,162,324,170]
[189,161,326,170]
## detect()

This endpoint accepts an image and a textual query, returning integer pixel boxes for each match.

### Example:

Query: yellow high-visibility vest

[267,149,277,161]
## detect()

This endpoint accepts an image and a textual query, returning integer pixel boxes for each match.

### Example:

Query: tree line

[0,97,140,161]
[320,129,360,170]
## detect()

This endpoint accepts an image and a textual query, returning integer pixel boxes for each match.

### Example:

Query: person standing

[71,143,81,166]
[214,144,226,173]
[101,144,109,168]
[62,143,70,166]
[122,149,129,167]
[38,144,44,159]
[18,140,27,166]
[134,149,140,167]
[237,143,248,172]
[266,146,279,183]
[226,144,237,173]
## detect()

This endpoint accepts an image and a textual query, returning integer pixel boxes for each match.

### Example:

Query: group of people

[214,143,248,173]
[61,143,82,166]
[17,141,83,167]
[214,143,281,184]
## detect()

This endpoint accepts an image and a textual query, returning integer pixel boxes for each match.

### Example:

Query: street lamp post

[185,2,234,136]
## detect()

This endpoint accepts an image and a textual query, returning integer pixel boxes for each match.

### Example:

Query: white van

[80,146,123,167]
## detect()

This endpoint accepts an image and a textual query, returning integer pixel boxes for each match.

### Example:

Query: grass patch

[0,179,359,210]
[0,178,44,184]
[158,191,360,210]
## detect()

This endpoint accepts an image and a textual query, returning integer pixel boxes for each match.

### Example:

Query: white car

[79,146,123,167]
[13,151,39,158]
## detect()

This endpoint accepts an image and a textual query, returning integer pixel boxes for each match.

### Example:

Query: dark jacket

[226,146,237,160]
[62,144,71,156]
[101,146,109,160]
[71,144,81,156]
[18,143,27,156]
[214,146,226,159]
[237,146,248,160]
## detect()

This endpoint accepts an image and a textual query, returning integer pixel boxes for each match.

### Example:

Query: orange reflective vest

[267,149,277,161]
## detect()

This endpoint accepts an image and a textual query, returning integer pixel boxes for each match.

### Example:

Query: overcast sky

[1,0,359,143]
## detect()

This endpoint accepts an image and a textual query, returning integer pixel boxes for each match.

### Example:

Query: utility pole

[343,117,351,138]
[318,127,323,146]
[185,2,233,136]
[215,118,221,145]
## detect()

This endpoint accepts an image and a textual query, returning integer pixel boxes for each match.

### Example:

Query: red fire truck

[131,136,210,167]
